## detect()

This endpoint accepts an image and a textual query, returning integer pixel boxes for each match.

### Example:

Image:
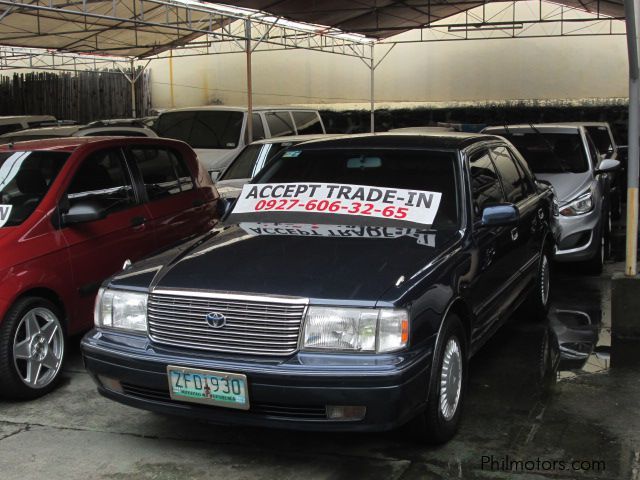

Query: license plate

[166,366,249,410]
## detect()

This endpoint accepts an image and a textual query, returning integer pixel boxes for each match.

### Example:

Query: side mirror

[481,204,519,227]
[595,159,620,174]
[62,200,106,225]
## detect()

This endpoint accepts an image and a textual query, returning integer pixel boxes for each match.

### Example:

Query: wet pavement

[1,262,639,479]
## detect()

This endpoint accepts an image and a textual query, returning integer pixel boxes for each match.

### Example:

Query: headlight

[559,191,594,216]
[94,288,148,332]
[302,307,409,353]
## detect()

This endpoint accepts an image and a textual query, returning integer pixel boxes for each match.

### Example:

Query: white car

[0,124,157,143]
[0,115,57,136]
[154,106,326,179]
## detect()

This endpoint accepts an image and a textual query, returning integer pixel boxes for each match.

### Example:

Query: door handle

[131,216,146,227]
[510,227,519,241]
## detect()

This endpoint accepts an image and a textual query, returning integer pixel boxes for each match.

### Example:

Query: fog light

[98,375,123,393]
[326,405,366,421]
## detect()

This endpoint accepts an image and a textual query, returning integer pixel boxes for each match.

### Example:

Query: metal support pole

[370,43,375,133]
[169,49,175,108]
[245,19,253,143]
[130,58,137,118]
[625,0,640,276]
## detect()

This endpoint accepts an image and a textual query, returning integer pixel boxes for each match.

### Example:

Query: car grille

[147,290,308,356]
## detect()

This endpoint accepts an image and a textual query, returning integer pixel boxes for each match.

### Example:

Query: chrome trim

[151,288,309,305]
[555,230,594,256]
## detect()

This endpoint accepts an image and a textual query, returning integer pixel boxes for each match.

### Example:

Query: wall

[148,33,629,111]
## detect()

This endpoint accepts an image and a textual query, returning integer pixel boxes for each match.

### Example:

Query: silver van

[483,124,620,273]
[154,106,325,179]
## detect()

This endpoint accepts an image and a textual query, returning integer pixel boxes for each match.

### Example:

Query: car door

[466,147,513,343]
[489,145,540,293]
[126,145,210,250]
[60,147,153,330]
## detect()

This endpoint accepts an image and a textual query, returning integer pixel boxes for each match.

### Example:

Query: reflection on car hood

[535,171,592,203]
[114,222,457,304]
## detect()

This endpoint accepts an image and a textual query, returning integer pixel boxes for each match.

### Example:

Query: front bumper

[554,207,601,262]
[81,329,433,432]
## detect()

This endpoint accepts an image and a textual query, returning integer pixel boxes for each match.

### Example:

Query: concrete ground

[1,263,639,480]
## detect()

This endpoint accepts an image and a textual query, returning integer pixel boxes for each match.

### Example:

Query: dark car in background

[0,137,218,400]
[483,124,619,273]
[82,133,554,444]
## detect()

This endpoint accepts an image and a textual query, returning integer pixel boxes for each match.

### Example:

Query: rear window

[155,111,244,149]
[500,132,589,173]
[292,112,323,135]
[0,151,68,227]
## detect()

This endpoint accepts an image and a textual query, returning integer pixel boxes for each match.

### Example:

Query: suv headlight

[559,191,594,216]
[94,288,148,332]
[302,307,409,353]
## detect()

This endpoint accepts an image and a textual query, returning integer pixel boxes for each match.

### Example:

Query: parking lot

[1,262,637,480]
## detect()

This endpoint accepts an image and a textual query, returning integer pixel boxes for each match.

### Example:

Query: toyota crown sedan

[81,133,555,444]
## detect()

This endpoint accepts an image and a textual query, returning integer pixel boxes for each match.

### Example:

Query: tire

[410,314,467,444]
[0,297,66,400]
[525,249,552,321]
[583,211,609,275]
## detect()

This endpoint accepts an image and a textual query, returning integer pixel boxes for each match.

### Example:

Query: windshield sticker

[233,183,442,225]
[282,150,302,158]
[0,204,12,227]
[240,223,436,246]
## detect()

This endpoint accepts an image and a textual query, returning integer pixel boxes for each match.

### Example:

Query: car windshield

[230,148,459,229]
[585,126,614,156]
[0,151,68,227]
[155,111,243,149]
[500,132,589,173]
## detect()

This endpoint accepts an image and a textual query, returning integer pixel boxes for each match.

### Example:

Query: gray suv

[483,124,619,273]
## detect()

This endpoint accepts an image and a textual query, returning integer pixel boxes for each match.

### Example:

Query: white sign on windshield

[0,204,12,227]
[233,183,442,225]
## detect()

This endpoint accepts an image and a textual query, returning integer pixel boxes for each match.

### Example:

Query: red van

[0,137,218,399]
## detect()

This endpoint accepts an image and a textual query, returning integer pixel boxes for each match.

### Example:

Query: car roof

[0,125,82,137]
[159,106,321,114]
[553,121,611,128]
[292,132,501,150]
[0,115,56,122]
[0,136,185,153]
[250,134,341,145]
[484,124,582,134]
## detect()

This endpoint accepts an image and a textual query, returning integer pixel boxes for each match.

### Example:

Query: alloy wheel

[12,307,64,389]
[540,254,550,306]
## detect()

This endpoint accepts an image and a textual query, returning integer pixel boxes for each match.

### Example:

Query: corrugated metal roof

[214,0,625,39]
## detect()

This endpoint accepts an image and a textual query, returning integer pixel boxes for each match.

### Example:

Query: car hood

[194,149,239,173]
[112,222,457,305]
[215,178,248,199]
[535,172,593,204]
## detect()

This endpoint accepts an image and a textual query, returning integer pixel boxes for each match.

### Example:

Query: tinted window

[585,132,600,165]
[67,149,136,215]
[155,111,243,149]
[500,132,589,173]
[221,144,264,180]
[255,149,459,228]
[252,114,266,141]
[585,126,614,156]
[130,147,193,200]
[0,151,68,226]
[265,112,295,137]
[0,123,24,136]
[292,112,323,135]
[490,147,527,204]
[469,149,504,219]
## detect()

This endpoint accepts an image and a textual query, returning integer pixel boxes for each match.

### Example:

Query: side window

[469,149,505,220]
[252,114,266,141]
[490,146,528,204]
[292,111,323,135]
[0,123,24,136]
[507,147,537,196]
[129,147,194,201]
[585,132,601,167]
[265,111,295,137]
[66,149,136,214]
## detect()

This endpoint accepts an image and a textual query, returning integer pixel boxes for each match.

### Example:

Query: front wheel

[525,250,551,321]
[583,211,610,275]
[0,297,66,400]
[410,314,467,444]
